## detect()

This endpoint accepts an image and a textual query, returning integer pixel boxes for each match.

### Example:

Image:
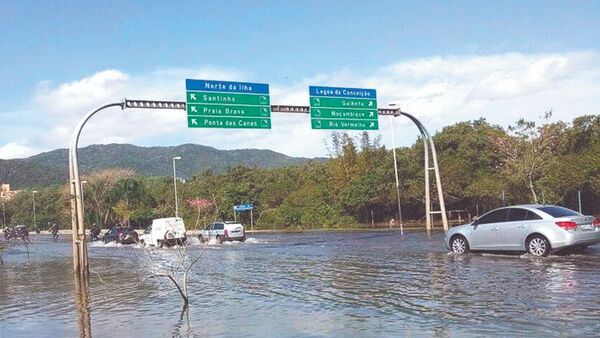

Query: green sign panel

[186,79,271,129]
[311,119,378,130]
[188,116,271,129]
[309,86,378,130]
[310,108,377,120]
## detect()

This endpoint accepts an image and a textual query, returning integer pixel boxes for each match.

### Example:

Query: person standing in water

[51,223,59,240]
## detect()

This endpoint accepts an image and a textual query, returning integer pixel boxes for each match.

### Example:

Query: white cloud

[35,69,130,113]
[0,142,39,159]
[1,51,600,159]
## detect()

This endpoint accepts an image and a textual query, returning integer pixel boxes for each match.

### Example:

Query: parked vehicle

[102,226,139,245]
[3,225,29,241]
[139,217,187,248]
[198,221,246,244]
[445,205,600,256]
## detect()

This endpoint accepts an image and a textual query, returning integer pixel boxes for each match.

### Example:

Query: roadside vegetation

[3,113,599,230]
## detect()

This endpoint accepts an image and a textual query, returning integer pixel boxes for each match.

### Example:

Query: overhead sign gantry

[68,78,448,278]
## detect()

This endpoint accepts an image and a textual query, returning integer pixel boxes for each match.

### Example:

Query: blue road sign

[186,79,269,94]
[309,86,376,99]
[233,203,254,212]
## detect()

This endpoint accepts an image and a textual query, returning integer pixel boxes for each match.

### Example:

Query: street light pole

[173,157,182,218]
[388,107,404,235]
[32,191,38,230]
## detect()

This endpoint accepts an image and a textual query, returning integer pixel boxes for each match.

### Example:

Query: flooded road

[1,230,600,337]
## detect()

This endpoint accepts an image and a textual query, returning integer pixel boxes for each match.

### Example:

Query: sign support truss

[69,99,447,277]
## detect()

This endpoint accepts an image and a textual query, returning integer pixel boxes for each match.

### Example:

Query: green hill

[0,143,321,189]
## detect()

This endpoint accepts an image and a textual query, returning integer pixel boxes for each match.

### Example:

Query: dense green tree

[4,114,599,230]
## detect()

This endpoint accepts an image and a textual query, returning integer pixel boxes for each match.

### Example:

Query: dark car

[3,225,29,241]
[102,227,139,245]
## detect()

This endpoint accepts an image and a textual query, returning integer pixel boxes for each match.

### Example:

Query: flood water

[1,230,600,337]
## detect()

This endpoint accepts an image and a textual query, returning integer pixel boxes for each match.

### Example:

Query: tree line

[3,113,599,230]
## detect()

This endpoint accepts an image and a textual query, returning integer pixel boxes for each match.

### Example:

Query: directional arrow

[261,107,268,116]
[315,120,322,128]
[261,120,270,128]
[191,106,197,113]
[190,93,196,101]
[259,96,268,104]
[369,111,374,117]
[368,101,373,107]
[370,122,375,127]
[314,109,321,117]
[192,119,198,125]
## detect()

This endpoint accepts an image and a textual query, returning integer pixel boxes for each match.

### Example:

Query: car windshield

[537,206,580,218]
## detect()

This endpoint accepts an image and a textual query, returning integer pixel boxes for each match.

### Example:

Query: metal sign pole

[389,115,403,234]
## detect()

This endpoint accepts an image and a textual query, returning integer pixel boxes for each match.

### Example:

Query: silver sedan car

[445,205,600,256]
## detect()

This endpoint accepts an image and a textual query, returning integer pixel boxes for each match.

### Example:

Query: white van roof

[153,217,183,222]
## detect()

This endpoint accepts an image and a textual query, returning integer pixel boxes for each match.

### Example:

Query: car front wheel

[527,235,550,257]
[450,235,469,254]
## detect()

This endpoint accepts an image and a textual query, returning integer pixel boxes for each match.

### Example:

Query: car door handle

[518,225,526,229]
[491,227,499,231]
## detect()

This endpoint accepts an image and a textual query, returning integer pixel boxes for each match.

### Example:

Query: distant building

[0,184,19,201]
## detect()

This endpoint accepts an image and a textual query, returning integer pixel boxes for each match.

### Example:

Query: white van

[140,217,187,248]
[198,221,246,243]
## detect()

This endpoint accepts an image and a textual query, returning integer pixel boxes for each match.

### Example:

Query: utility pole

[173,156,182,218]
[32,191,38,230]
[578,190,582,213]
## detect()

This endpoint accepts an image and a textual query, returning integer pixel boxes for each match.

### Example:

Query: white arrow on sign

[191,106,197,113]
[370,122,375,127]
[190,93,196,100]
[369,111,374,117]
[368,101,373,107]
[191,119,198,125]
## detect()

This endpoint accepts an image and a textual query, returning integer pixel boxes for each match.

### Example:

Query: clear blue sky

[1,0,598,108]
[0,1,599,159]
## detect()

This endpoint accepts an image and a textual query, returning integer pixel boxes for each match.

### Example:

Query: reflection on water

[73,275,92,338]
[1,232,600,337]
